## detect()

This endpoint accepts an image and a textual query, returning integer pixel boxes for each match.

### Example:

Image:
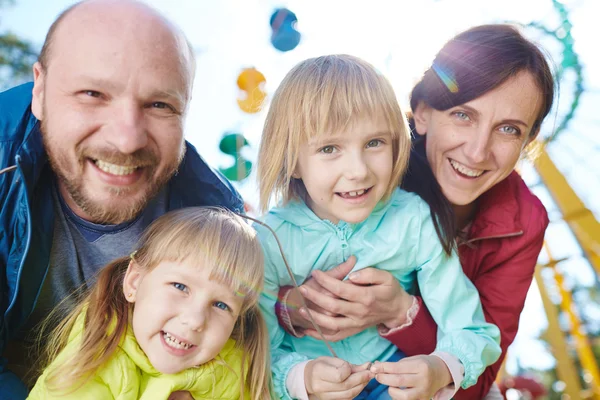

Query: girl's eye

[366,139,382,148]
[319,145,336,154]
[452,111,470,121]
[172,282,188,293]
[214,301,231,312]
[499,125,520,135]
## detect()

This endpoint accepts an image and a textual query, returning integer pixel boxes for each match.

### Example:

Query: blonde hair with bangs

[39,207,272,400]
[257,54,411,212]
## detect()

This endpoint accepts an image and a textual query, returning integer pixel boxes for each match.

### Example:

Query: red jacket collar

[466,171,524,242]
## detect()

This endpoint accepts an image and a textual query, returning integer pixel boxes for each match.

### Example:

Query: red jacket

[384,171,549,399]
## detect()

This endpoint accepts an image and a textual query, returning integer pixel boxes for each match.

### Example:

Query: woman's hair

[40,207,272,400]
[258,54,411,212]
[404,24,556,253]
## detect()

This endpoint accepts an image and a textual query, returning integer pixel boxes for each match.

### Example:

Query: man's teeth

[343,189,366,198]
[163,332,193,350]
[449,160,484,177]
[94,160,138,176]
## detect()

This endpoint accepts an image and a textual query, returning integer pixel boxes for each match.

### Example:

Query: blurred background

[2,0,599,398]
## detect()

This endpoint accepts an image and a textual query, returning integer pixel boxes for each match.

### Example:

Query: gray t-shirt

[23,185,168,335]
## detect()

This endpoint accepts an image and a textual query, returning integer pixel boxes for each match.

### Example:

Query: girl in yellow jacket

[29,207,272,400]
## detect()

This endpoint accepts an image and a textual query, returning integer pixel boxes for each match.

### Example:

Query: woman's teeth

[449,159,484,177]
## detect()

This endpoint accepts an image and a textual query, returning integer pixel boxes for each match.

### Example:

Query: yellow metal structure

[534,148,600,275]
[535,265,583,399]
[533,146,600,397]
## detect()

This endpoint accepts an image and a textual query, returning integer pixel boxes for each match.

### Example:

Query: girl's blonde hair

[257,54,411,212]
[40,207,272,399]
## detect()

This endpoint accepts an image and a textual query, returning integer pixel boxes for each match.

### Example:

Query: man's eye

[83,90,102,98]
[214,301,231,311]
[151,102,175,111]
[172,282,188,293]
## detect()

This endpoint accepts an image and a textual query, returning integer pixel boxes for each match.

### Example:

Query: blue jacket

[0,83,244,398]
[256,189,501,399]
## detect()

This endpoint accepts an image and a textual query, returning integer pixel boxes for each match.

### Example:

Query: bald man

[0,1,242,397]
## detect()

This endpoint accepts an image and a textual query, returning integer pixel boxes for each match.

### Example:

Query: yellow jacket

[28,313,248,399]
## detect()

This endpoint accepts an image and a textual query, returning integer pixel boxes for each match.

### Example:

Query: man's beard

[41,120,185,225]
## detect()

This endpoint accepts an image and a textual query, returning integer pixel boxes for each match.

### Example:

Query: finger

[387,386,423,400]
[300,284,356,316]
[300,308,355,331]
[324,255,357,280]
[348,267,396,286]
[323,371,372,400]
[311,269,366,302]
[319,358,354,383]
[374,372,418,388]
[351,362,373,373]
[370,358,422,375]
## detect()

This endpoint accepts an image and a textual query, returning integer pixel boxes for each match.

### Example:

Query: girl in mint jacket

[29,208,272,400]
[255,54,501,400]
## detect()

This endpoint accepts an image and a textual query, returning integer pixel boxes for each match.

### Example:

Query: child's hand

[370,355,453,400]
[305,357,372,399]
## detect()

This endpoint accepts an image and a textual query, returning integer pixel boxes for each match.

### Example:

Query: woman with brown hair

[276,24,555,399]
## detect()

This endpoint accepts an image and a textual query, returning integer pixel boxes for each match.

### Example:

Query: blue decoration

[270,8,301,52]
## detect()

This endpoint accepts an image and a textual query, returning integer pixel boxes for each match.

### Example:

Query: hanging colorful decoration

[269,8,301,52]
[218,132,252,181]
[236,67,267,114]
[526,0,583,143]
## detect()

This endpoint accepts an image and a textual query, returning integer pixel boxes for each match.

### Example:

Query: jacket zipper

[0,165,17,175]
[460,230,524,247]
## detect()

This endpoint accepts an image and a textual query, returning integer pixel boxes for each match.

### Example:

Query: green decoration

[526,0,584,143]
[219,132,252,181]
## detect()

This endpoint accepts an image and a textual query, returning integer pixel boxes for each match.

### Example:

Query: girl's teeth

[344,189,366,198]
[94,160,138,176]
[163,332,192,350]
[450,160,484,177]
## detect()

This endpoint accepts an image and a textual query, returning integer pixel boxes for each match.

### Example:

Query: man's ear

[123,261,143,303]
[31,62,46,121]
[412,101,432,137]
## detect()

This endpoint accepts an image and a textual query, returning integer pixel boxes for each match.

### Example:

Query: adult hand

[370,355,453,400]
[167,391,195,400]
[299,266,414,342]
[286,256,358,332]
[305,357,373,400]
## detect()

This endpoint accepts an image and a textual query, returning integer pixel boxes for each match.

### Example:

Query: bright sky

[3,0,600,379]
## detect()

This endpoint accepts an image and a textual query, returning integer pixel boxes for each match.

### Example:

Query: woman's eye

[319,145,336,154]
[453,111,470,121]
[214,301,231,311]
[172,282,188,293]
[366,139,382,148]
[499,125,520,135]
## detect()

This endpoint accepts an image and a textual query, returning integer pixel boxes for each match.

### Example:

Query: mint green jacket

[257,188,501,399]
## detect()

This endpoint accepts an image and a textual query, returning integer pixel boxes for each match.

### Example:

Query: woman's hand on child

[287,256,358,332]
[305,357,373,400]
[370,355,453,400]
[299,265,414,342]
